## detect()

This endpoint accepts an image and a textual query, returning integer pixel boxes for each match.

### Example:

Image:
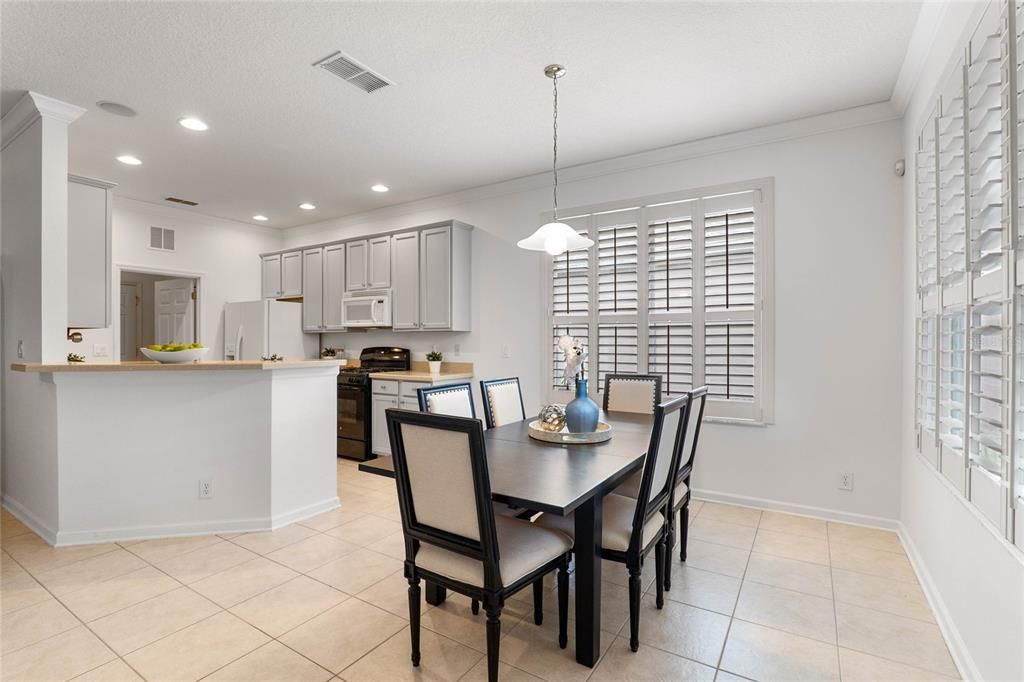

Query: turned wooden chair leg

[655,539,666,609]
[664,513,675,592]
[628,565,641,652]
[532,578,544,625]
[408,577,421,666]
[485,603,502,682]
[679,504,690,562]
[471,599,479,615]
[557,562,569,649]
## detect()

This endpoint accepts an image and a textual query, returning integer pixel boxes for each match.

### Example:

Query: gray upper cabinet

[323,243,346,331]
[391,231,420,329]
[368,236,391,289]
[68,174,115,329]
[261,254,282,298]
[346,239,369,290]
[419,222,472,331]
[302,248,323,332]
[280,250,303,297]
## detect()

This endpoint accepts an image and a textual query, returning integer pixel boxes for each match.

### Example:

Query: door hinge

[135,295,140,306]
[191,289,197,301]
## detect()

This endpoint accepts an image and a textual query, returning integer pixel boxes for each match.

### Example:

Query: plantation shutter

[916,108,939,468]
[594,209,641,392]
[550,216,590,317]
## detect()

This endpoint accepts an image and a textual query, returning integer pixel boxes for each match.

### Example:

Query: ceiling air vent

[165,196,198,206]
[314,51,392,94]
[150,226,175,252]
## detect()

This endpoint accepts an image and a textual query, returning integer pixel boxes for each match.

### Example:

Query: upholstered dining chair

[664,386,708,585]
[602,373,663,414]
[386,409,572,682]
[479,377,526,429]
[536,394,689,652]
[417,382,475,418]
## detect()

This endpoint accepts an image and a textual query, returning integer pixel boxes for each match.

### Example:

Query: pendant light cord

[552,73,559,221]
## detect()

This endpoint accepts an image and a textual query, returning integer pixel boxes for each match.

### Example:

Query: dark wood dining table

[358,410,653,667]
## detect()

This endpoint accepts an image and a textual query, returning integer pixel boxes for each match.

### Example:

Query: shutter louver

[551,227,590,317]
[648,217,693,314]
[938,63,967,300]
[938,311,967,464]
[704,208,755,312]
[917,315,938,439]
[705,322,755,401]
[917,113,939,309]
[597,323,639,392]
[648,323,693,397]
[597,222,639,313]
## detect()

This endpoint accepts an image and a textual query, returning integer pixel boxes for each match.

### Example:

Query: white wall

[284,108,906,524]
[899,3,1024,680]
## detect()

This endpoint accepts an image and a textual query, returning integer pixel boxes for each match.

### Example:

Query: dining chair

[536,394,689,652]
[665,386,708,586]
[479,377,526,429]
[417,382,476,418]
[602,373,663,414]
[386,409,572,682]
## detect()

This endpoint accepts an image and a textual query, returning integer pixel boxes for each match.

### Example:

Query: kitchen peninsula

[6,359,345,545]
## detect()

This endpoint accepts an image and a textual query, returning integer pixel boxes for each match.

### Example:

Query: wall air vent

[313,51,392,94]
[150,226,175,251]
[165,196,198,206]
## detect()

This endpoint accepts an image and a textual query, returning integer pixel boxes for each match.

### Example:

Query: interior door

[119,283,141,359]
[155,278,195,344]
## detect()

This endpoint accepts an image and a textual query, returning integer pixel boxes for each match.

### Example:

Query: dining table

[358,409,654,667]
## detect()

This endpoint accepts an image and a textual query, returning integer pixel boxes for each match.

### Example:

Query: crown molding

[891,1,949,115]
[1,91,86,150]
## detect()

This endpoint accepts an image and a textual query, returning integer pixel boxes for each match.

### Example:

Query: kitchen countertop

[11,359,349,373]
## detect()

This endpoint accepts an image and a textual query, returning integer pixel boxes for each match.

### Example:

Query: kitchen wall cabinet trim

[67,174,115,329]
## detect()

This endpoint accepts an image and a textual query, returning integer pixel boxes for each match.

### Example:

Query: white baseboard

[692,487,900,530]
[2,496,58,545]
[270,497,341,530]
[898,523,978,682]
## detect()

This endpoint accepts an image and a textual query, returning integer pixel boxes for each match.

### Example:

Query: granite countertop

[11,359,348,373]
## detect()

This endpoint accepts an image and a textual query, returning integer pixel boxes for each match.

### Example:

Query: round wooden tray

[527,420,613,444]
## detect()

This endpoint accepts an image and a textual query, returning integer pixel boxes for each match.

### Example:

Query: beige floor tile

[734,581,836,644]
[688,499,705,517]
[662,564,742,615]
[713,671,751,682]
[60,565,180,622]
[835,602,958,677]
[2,549,28,578]
[591,635,717,681]
[325,514,403,547]
[600,557,658,589]
[830,542,917,582]
[1,626,116,682]
[682,539,750,578]
[1,597,80,653]
[341,491,396,514]
[634,594,730,666]
[688,517,758,550]
[544,571,632,635]
[298,507,368,533]
[265,534,359,573]
[156,540,258,584]
[460,659,542,681]
[355,570,433,619]
[34,548,148,597]
[280,598,405,673]
[499,614,613,682]
[752,529,829,565]
[833,568,934,622]
[90,586,220,655]
[0,571,52,614]
[308,548,403,594]
[190,556,298,608]
[839,647,959,681]
[71,657,145,681]
[697,502,762,528]
[1,513,33,540]
[720,619,840,682]
[230,575,349,637]
[120,534,223,564]
[421,593,523,653]
[4,534,119,574]
[227,524,319,555]
[366,530,407,560]
[341,626,483,681]
[828,523,904,554]
[125,611,269,681]
[206,640,333,681]
[743,552,833,598]
[758,511,827,539]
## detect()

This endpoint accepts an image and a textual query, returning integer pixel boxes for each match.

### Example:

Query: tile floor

[0,458,960,681]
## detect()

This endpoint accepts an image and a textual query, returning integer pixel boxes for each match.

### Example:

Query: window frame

[542,177,775,425]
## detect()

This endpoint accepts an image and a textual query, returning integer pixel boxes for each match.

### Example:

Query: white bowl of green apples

[140,343,208,364]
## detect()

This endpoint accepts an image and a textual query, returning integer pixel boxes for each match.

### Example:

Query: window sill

[704,416,769,427]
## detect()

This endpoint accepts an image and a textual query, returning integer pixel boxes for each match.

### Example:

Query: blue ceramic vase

[565,378,600,433]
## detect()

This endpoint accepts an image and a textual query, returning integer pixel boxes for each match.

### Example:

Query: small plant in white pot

[426,351,443,375]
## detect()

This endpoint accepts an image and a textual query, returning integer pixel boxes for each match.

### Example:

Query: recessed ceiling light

[178,117,208,131]
[299,203,316,210]
[370,184,389,193]
[116,155,142,166]
[96,101,137,117]
[252,215,269,221]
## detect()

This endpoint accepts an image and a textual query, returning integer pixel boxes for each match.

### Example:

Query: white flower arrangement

[557,334,588,386]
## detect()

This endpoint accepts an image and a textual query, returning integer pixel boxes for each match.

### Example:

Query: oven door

[337,384,368,459]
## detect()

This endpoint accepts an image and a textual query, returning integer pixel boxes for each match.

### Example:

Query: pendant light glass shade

[517,221,594,255]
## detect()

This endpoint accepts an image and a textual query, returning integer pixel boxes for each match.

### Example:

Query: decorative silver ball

[538,404,567,432]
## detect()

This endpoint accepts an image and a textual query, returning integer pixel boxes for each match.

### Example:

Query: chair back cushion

[606,377,659,414]
[401,423,481,540]
[646,405,681,505]
[678,388,708,476]
[425,387,474,418]
[485,380,525,427]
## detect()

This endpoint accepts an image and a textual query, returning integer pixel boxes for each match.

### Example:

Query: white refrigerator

[224,300,318,361]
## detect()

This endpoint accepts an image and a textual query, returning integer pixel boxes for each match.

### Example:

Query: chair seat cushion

[614,473,688,506]
[416,516,572,588]
[673,481,689,507]
[535,493,664,552]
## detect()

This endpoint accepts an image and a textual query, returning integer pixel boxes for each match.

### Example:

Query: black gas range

[337,347,410,460]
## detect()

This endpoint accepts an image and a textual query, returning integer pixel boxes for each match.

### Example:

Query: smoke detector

[313,51,392,94]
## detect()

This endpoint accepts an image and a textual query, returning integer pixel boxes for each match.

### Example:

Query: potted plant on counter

[426,350,443,375]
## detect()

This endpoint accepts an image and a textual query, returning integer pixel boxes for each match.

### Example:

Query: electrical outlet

[454,343,461,356]
[502,344,511,359]
[93,343,109,357]
[17,340,24,359]
[838,473,854,491]
[198,479,213,499]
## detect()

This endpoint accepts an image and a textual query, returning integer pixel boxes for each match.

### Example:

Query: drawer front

[400,381,429,399]
[373,379,399,395]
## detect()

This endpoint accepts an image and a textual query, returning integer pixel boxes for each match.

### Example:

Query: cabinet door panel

[391,231,420,329]
[68,179,111,328]
[372,394,398,455]
[420,226,452,329]
[281,250,303,297]
[323,244,346,331]
[346,239,368,290]
[302,248,323,332]
[368,236,391,288]
[261,254,282,298]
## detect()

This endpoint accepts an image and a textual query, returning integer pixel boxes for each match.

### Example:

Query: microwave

[342,290,392,327]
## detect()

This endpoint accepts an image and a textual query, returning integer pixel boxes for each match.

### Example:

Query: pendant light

[517,64,594,256]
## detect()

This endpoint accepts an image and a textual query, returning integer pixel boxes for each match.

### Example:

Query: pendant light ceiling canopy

[517,64,594,256]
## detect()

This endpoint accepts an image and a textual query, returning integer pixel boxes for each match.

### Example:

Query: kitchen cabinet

[346,240,368,291]
[346,237,391,291]
[323,243,346,331]
[261,254,282,298]
[391,231,420,329]
[302,248,323,332]
[281,250,302,297]
[420,223,472,331]
[370,376,473,455]
[371,393,398,456]
[68,174,115,328]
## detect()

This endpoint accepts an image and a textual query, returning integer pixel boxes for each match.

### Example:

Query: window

[545,179,774,423]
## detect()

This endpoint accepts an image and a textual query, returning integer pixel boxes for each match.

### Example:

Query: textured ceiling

[1,1,921,228]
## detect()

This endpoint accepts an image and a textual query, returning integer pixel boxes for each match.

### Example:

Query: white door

[323,243,346,331]
[120,283,141,359]
[155,278,195,344]
[371,394,398,455]
[281,250,303,297]
[420,226,452,329]
[261,254,282,298]
[391,231,420,329]
[368,236,391,288]
[346,239,368,291]
[302,248,323,332]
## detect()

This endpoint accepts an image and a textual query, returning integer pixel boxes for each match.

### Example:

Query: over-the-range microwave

[342,289,392,327]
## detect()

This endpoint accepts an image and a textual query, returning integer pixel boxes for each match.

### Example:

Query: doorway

[119,270,199,357]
